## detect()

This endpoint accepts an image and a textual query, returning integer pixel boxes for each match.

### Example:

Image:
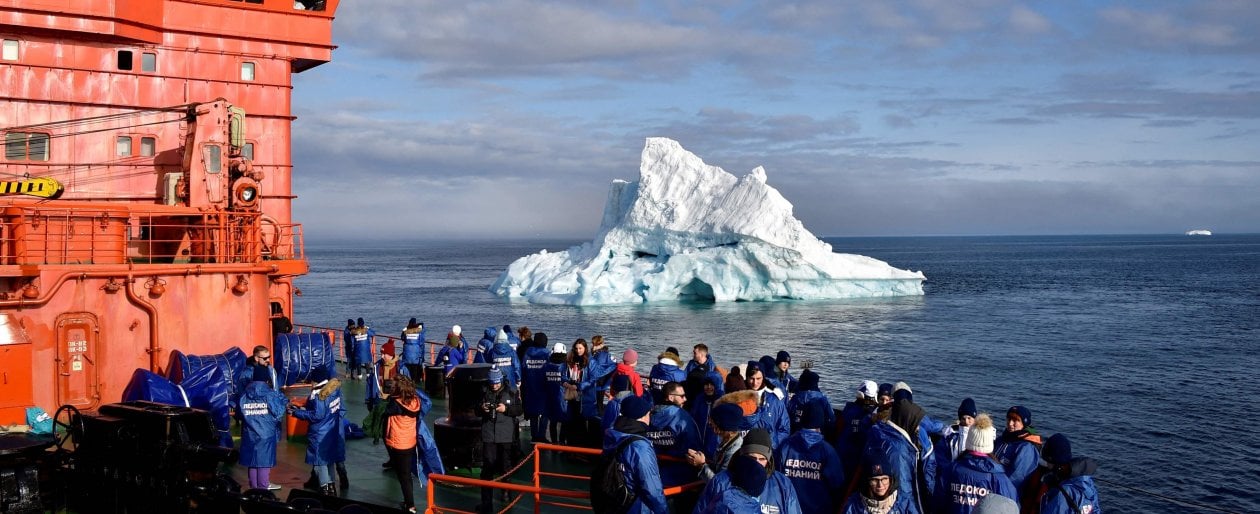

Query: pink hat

[621,349,638,366]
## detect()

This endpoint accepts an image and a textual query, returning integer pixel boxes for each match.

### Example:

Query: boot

[337,465,350,489]
[321,482,337,496]
[303,470,319,490]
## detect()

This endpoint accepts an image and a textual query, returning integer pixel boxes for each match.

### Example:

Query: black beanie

[738,428,773,460]
[534,332,548,346]
[958,398,977,419]
[797,369,820,392]
[776,351,791,364]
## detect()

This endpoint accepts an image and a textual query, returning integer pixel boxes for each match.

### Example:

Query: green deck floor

[232,378,590,513]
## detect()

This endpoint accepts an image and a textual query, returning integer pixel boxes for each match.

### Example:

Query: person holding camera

[478,366,523,514]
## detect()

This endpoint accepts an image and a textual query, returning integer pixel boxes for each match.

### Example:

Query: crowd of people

[238,321,1102,514]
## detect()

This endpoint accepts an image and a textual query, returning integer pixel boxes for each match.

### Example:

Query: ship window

[203,144,222,174]
[116,136,133,156]
[141,137,156,157]
[241,62,255,81]
[141,52,156,72]
[5,132,50,161]
[118,50,133,70]
[241,142,254,160]
[1,40,17,61]
[295,0,326,10]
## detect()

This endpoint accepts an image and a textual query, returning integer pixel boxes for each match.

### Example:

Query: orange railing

[0,206,303,265]
[425,443,705,514]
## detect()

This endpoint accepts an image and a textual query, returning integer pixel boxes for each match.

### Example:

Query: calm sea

[295,234,1260,513]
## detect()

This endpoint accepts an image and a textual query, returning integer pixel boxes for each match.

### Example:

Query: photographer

[477,367,523,514]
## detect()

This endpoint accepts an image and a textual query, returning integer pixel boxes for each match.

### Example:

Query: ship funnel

[0,314,32,345]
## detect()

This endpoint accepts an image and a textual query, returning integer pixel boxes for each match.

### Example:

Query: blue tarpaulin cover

[274,332,337,386]
[122,367,234,447]
[166,347,247,396]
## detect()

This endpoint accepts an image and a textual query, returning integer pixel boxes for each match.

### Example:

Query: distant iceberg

[1185,229,1212,236]
[490,138,925,305]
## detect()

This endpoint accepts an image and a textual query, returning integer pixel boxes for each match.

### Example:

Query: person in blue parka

[684,343,717,375]
[647,381,703,487]
[648,350,687,403]
[580,336,617,443]
[842,461,916,514]
[933,413,1018,514]
[521,332,552,442]
[1039,433,1101,514]
[601,373,636,434]
[349,318,375,380]
[239,381,287,491]
[689,376,722,453]
[486,327,522,388]
[771,351,798,395]
[541,342,569,444]
[695,454,769,514]
[836,380,881,476]
[744,361,790,448]
[290,376,346,495]
[602,395,668,514]
[434,332,466,377]
[400,318,425,376]
[692,429,802,514]
[995,406,1043,500]
[342,319,355,377]
[777,401,845,514]
[474,326,497,364]
[863,396,935,514]
[787,368,835,434]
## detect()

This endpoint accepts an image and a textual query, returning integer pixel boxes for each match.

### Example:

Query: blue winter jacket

[694,484,762,514]
[521,345,551,416]
[238,381,286,468]
[864,421,930,514]
[401,327,425,365]
[753,390,792,449]
[646,404,703,486]
[603,426,668,514]
[601,393,629,434]
[351,327,375,365]
[684,354,718,375]
[487,341,522,387]
[994,431,1041,493]
[580,350,616,420]
[1041,458,1101,514]
[777,429,845,514]
[840,490,915,514]
[434,345,466,375]
[413,389,445,483]
[292,383,346,466]
[933,453,1019,514]
[542,356,569,421]
[836,401,878,474]
[769,369,797,395]
[474,327,496,364]
[648,362,687,402]
[787,390,836,434]
[693,468,803,514]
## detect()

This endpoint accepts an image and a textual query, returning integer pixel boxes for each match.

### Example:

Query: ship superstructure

[0,0,339,423]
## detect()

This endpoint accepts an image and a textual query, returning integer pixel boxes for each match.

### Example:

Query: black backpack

[590,436,644,513]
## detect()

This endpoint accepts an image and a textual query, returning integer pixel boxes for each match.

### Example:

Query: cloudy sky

[291,0,1259,240]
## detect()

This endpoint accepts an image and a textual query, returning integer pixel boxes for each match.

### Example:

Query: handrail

[426,442,705,514]
[293,322,445,364]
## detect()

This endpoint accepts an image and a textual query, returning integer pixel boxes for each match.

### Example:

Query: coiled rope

[1095,477,1242,513]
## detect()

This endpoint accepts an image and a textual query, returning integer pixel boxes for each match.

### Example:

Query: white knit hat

[552,342,567,354]
[452,325,462,336]
[965,413,996,454]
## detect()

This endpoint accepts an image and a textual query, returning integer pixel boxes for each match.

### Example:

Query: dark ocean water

[295,234,1260,513]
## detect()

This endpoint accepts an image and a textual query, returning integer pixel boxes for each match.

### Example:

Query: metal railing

[0,206,303,265]
[424,443,704,514]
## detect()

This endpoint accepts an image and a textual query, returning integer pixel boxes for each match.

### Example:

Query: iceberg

[490,138,925,305]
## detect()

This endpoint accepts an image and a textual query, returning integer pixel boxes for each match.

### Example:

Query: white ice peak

[491,138,925,305]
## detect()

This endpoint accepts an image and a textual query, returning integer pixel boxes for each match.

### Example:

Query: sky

[290,0,1260,240]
